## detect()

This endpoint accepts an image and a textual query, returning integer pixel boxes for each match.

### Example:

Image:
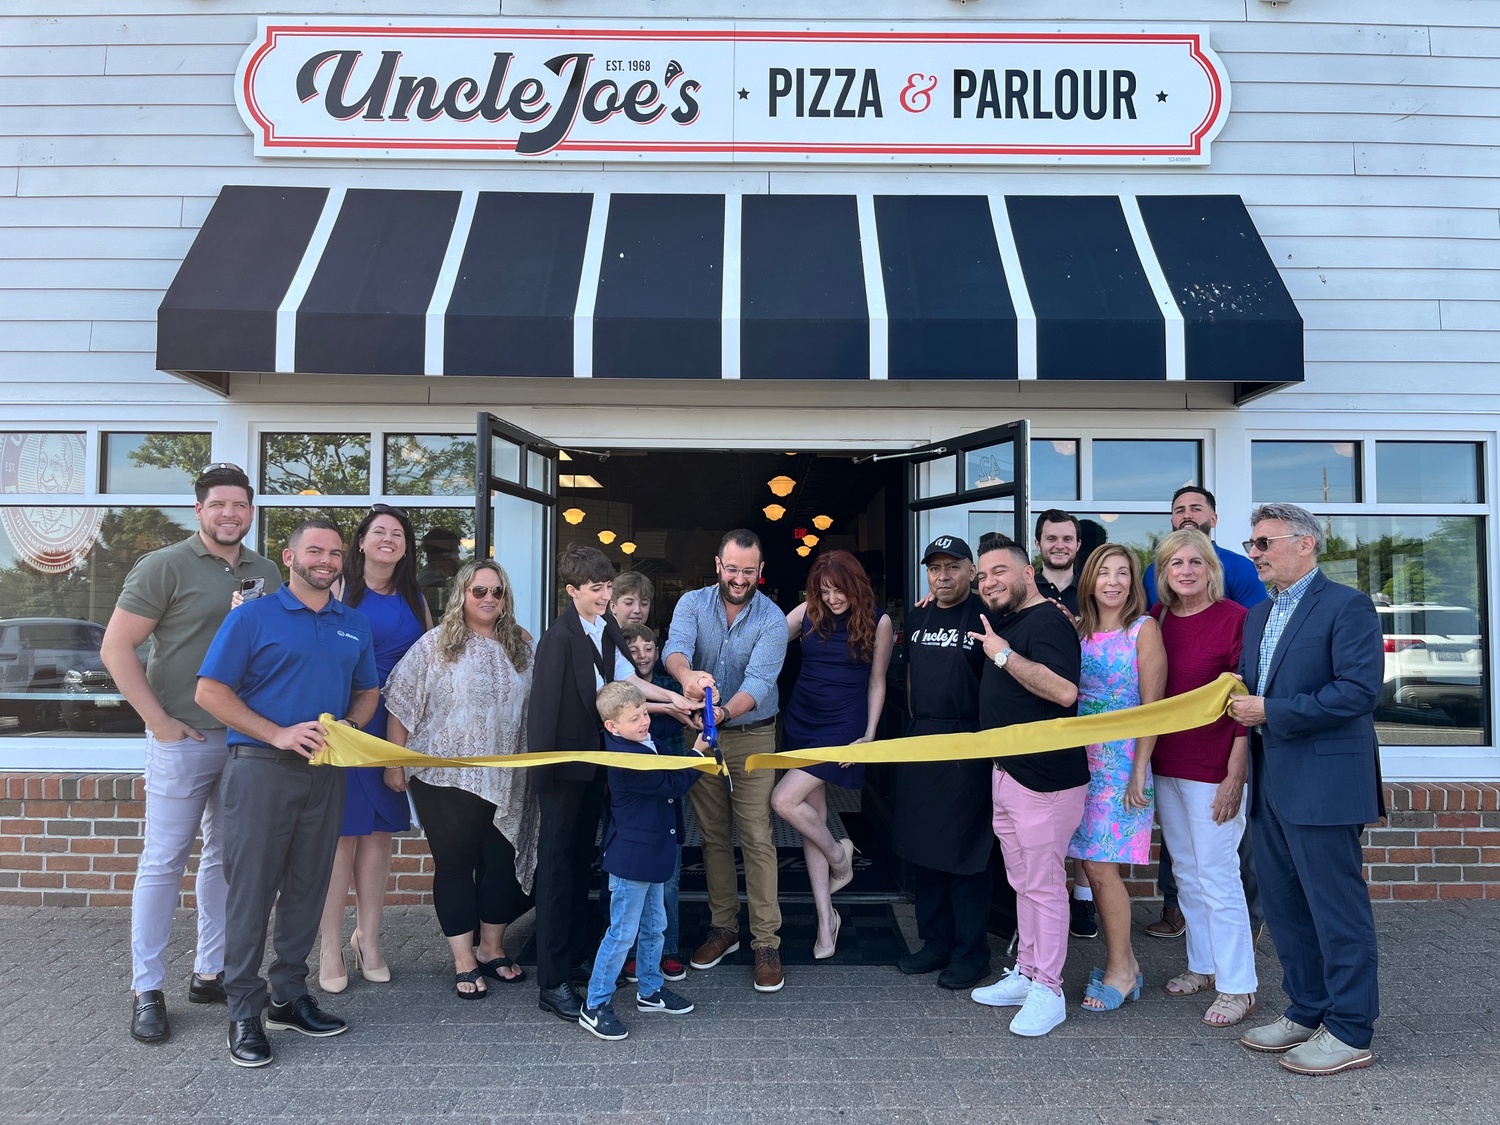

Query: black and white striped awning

[158,187,1301,397]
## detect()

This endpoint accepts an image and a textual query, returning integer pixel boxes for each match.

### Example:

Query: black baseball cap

[921,535,973,565]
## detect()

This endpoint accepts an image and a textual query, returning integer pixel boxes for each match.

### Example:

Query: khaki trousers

[688,724,781,950]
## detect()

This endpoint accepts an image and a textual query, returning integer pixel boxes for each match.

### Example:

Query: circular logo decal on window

[0,433,104,575]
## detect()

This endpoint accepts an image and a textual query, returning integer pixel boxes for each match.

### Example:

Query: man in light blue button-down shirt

[665,530,789,992]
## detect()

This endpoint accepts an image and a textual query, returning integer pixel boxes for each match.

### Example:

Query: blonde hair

[436,560,531,672]
[1076,544,1148,639]
[596,680,645,723]
[1153,528,1225,608]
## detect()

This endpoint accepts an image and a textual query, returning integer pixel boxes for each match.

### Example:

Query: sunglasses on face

[467,585,505,599]
[1242,534,1300,553]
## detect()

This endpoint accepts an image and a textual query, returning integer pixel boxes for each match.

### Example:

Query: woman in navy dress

[771,550,894,959]
[317,504,432,992]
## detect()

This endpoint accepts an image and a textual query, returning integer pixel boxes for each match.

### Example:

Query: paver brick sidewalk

[1,901,1494,1124]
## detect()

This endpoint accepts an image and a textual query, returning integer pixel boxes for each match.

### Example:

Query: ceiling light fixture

[796,545,811,557]
[620,541,637,555]
[598,529,617,545]
[762,503,786,521]
[562,507,586,525]
[802,534,820,547]
[767,475,796,497]
[812,514,833,531]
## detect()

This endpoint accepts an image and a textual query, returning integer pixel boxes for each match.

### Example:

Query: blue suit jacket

[1239,570,1385,827]
[599,731,701,884]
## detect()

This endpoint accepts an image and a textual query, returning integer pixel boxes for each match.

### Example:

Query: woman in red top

[1149,529,1258,1027]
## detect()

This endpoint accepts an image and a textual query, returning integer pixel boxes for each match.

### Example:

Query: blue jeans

[627,847,681,961]
[587,874,666,1009]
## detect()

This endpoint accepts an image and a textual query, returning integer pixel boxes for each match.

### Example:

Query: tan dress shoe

[1278,1026,1374,1075]
[1240,1015,1318,1053]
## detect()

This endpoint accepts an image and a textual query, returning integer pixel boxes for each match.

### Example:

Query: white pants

[130,730,230,992]
[1154,775,1257,995]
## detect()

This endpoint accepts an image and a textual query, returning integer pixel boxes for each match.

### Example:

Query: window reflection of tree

[0,507,192,623]
[123,433,212,481]
[385,435,476,497]
[259,433,371,496]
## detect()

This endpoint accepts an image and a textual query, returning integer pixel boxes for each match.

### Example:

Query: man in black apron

[892,536,1016,990]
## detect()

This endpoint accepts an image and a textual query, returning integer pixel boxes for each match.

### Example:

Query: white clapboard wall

[0,0,1497,420]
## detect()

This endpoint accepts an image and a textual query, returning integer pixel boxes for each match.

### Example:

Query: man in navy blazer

[1227,503,1384,1076]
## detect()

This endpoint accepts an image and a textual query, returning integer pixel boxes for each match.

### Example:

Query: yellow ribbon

[310,714,725,776]
[309,672,1242,777]
[743,673,1246,772]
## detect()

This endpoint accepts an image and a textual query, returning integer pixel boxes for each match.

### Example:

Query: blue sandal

[1082,972,1143,1011]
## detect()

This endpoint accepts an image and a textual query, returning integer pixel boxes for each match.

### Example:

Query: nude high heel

[318,945,348,994]
[351,930,391,984]
[814,910,842,960]
[828,838,859,895]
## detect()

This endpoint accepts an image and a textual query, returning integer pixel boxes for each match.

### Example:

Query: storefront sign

[236,19,1229,165]
[0,433,102,575]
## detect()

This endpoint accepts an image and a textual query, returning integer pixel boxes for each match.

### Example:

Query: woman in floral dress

[1067,544,1167,1012]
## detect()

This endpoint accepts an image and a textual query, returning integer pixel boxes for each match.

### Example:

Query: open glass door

[475,412,560,641]
[906,420,1030,599]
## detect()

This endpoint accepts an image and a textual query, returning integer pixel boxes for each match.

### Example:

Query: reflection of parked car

[0,617,145,734]
[1377,604,1484,725]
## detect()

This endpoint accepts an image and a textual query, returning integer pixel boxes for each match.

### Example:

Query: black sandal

[476,955,525,985]
[454,968,489,1000]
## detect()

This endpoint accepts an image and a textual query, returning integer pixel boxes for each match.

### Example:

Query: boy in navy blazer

[579,682,702,1041]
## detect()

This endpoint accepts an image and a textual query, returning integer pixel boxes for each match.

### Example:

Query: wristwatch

[991,647,1012,669]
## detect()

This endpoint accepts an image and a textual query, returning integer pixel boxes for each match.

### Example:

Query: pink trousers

[991,768,1087,992]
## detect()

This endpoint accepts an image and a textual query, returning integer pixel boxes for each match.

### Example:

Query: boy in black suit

[530,544,691,1023]
[579,682,702,1040]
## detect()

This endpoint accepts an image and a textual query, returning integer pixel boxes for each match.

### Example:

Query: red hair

[805,550,878,662]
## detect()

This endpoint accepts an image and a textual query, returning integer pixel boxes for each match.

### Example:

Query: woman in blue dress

[771,550,894,960]
[317,504,432,992]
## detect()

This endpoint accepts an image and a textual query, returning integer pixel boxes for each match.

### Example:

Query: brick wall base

[3,775,1498,907]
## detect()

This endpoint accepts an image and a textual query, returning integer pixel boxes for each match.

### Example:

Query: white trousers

[1154,775,1258,995]
[130,730,230,992]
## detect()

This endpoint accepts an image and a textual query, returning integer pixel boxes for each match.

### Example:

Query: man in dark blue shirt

[197,519,378,1069]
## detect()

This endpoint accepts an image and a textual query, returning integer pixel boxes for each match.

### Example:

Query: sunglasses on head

[196,461,246,479]
[369,503,408,518]
[467,584,505,599]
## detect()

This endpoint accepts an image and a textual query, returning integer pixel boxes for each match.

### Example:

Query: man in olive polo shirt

[102,462,283,1046]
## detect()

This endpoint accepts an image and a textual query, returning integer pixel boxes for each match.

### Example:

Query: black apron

[891,596,993,875]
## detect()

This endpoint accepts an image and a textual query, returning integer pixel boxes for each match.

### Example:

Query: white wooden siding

[0,2,1497,413]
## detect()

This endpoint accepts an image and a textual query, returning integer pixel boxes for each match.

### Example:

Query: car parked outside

[1377,603,1484,727]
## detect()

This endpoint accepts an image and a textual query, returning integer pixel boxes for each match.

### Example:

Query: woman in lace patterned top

[384,560,541,1000]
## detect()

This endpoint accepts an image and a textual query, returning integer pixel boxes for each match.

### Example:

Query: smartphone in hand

[239,577,266,601]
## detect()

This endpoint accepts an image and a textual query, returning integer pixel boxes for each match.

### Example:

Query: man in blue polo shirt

[196,519,378,1069]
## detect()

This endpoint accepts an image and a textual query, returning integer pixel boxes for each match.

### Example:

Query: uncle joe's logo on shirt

[0,433,104,576]
[236,20,1229,164]
[911,626,978,651]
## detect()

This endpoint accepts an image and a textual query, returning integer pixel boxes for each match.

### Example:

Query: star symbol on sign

[738,87,749,100]
[1156,90,1168,103]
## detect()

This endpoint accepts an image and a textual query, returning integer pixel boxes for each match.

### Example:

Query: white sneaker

[1009,981,1067,1037]
[971,965,1032,1008]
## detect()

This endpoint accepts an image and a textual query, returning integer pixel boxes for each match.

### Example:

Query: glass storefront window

[385,434,476,497]
[0,505,195,737]
[260,432,371,496]
[101,432,211,494]
[1093,440,1200,501]
[1376,442,1481,505]
[1031,438,1079,501]
[1,432,87,496]
[965,441,1013,491]
[1251,441,1360,503]
[1321,514,1487,744]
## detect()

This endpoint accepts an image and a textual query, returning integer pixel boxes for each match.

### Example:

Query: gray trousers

[131,730,230,992]
[221,747,345,1021]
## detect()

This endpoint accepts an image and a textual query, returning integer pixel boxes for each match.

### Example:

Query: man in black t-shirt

[965,536,1087,1039]
[893,536,1013,991]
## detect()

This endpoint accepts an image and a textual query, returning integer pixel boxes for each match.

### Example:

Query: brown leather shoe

[689,927,741,971]
[1145,905,1186,939]
[753,946,785,993]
